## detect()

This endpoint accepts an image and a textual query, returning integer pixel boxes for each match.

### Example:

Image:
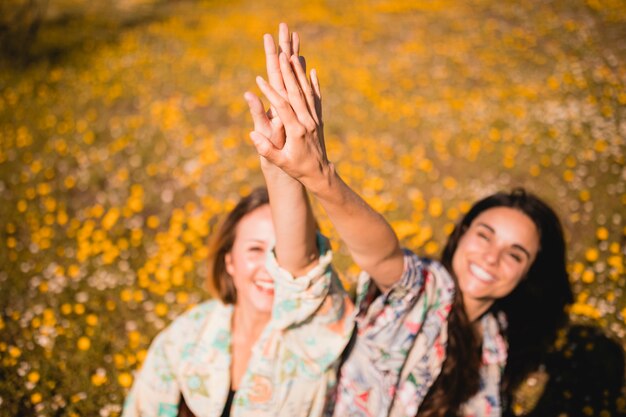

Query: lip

[469,263,495,283]
[254,280,275,293]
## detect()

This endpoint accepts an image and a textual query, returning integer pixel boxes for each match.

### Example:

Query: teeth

[469,264,494,282]
[255,280,274,290]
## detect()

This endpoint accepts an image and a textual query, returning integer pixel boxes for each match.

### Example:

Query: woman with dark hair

[244,34,573,417]
[122,25,352,417]
[421,189,573,416]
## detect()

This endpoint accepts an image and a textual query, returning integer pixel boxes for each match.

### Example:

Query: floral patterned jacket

[122,235,353,417]
[330,249,508,417]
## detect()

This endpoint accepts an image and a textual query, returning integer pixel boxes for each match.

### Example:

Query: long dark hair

[418,188,573,416]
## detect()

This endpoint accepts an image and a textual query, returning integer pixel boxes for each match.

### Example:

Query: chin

[251,295,274,314]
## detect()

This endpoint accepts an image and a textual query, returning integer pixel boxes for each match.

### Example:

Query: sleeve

[354,249,455,360]
[121,328,182,417]
[263,232,354,371]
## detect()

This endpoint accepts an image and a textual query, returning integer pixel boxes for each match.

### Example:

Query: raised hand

[245,51,328,193]
[247,31,403,290]
[245,23,319,276]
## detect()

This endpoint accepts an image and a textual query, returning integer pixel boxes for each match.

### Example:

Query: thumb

[249,131,283,165]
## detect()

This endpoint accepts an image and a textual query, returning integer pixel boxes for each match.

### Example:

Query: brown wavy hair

[417,188,573,417]
[206,186,269,304]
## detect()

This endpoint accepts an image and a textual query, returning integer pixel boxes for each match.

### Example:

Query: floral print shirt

[331,249,508,417]
[122,235,353,417]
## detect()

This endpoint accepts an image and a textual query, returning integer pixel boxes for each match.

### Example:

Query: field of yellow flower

[0,0,624,415]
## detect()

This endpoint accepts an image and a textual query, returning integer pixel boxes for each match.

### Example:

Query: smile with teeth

[254,280,274,292]
[469,263,495,282]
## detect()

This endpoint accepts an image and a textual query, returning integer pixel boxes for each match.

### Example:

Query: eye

[508,252,523,263]
[477,231,490,241]
[248,246,265,253]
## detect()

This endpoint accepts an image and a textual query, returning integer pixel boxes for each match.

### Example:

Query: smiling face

[452,206,540,321]
[225,204,275,315]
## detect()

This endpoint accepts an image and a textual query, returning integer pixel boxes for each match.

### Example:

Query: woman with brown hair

[122,24,352,417]
[244,31,573,416]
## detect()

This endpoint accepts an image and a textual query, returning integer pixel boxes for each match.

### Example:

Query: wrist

[262,161,302,190]
[305,161,338,200]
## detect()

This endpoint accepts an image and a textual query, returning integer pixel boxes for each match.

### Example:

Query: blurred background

[0,0,624,416]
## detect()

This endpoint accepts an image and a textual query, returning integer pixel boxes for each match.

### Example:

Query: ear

[225,251,235,277]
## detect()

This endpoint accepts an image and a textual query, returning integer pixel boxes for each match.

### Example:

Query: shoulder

[388,249,455,303]
[355,249,455,310]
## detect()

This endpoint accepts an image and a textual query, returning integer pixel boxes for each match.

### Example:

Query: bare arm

[247,51,404,292]
[245,23,318,276]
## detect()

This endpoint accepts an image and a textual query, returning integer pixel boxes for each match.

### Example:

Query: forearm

[306,162,404,292]
[263,165,319,277]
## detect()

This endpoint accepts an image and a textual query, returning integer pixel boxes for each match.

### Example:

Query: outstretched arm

[246,23,318,276]
[246,50,404,292]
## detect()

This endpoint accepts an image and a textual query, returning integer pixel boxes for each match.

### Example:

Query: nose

[482,244,501,265]
[257,260,271,278]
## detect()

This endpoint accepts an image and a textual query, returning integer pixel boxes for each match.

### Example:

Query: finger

[279,53,315,127]
[264,34,286,98]
[298,55,307,76]
[245,91,286,149]
[244,91,272,137]
[269,115,286,149]
[249,131,283,166]
[289,54,317,124]
[310,68,323,125]
[292,31,300,57]
[278,22,291,56]
[255,75,302,129]
[293,31,307,73]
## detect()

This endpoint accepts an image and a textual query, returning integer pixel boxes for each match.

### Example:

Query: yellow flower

[68,264,80,278]
[609,242,620,254]
[137,349,148,363]
[8,346,21,358]
[581,269,595,284]
[428,197,443,218]
[27,371,40,384]
[147,215,160,229]
[442,176,457,190]
[91,373,107,386]
[155,303,168,317]
[176,291,189,304]
[172,268,185,286]
[585,248,599,262]
[528,164,541,177]
[579,189,590,202]
[595,227,608,241]
[424,241,439,256]
[64,175,76,189]
[128,330,141,348]
[77,336,91,351]
[86,314,98,326]
[562,170,574,182]
[74,304,85,315]
[118,372,133,388]
[102,207,120,231]
[30,392,42,404]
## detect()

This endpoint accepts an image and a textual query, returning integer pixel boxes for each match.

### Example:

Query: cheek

[499,265,528,294]
[451,238,470,274]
